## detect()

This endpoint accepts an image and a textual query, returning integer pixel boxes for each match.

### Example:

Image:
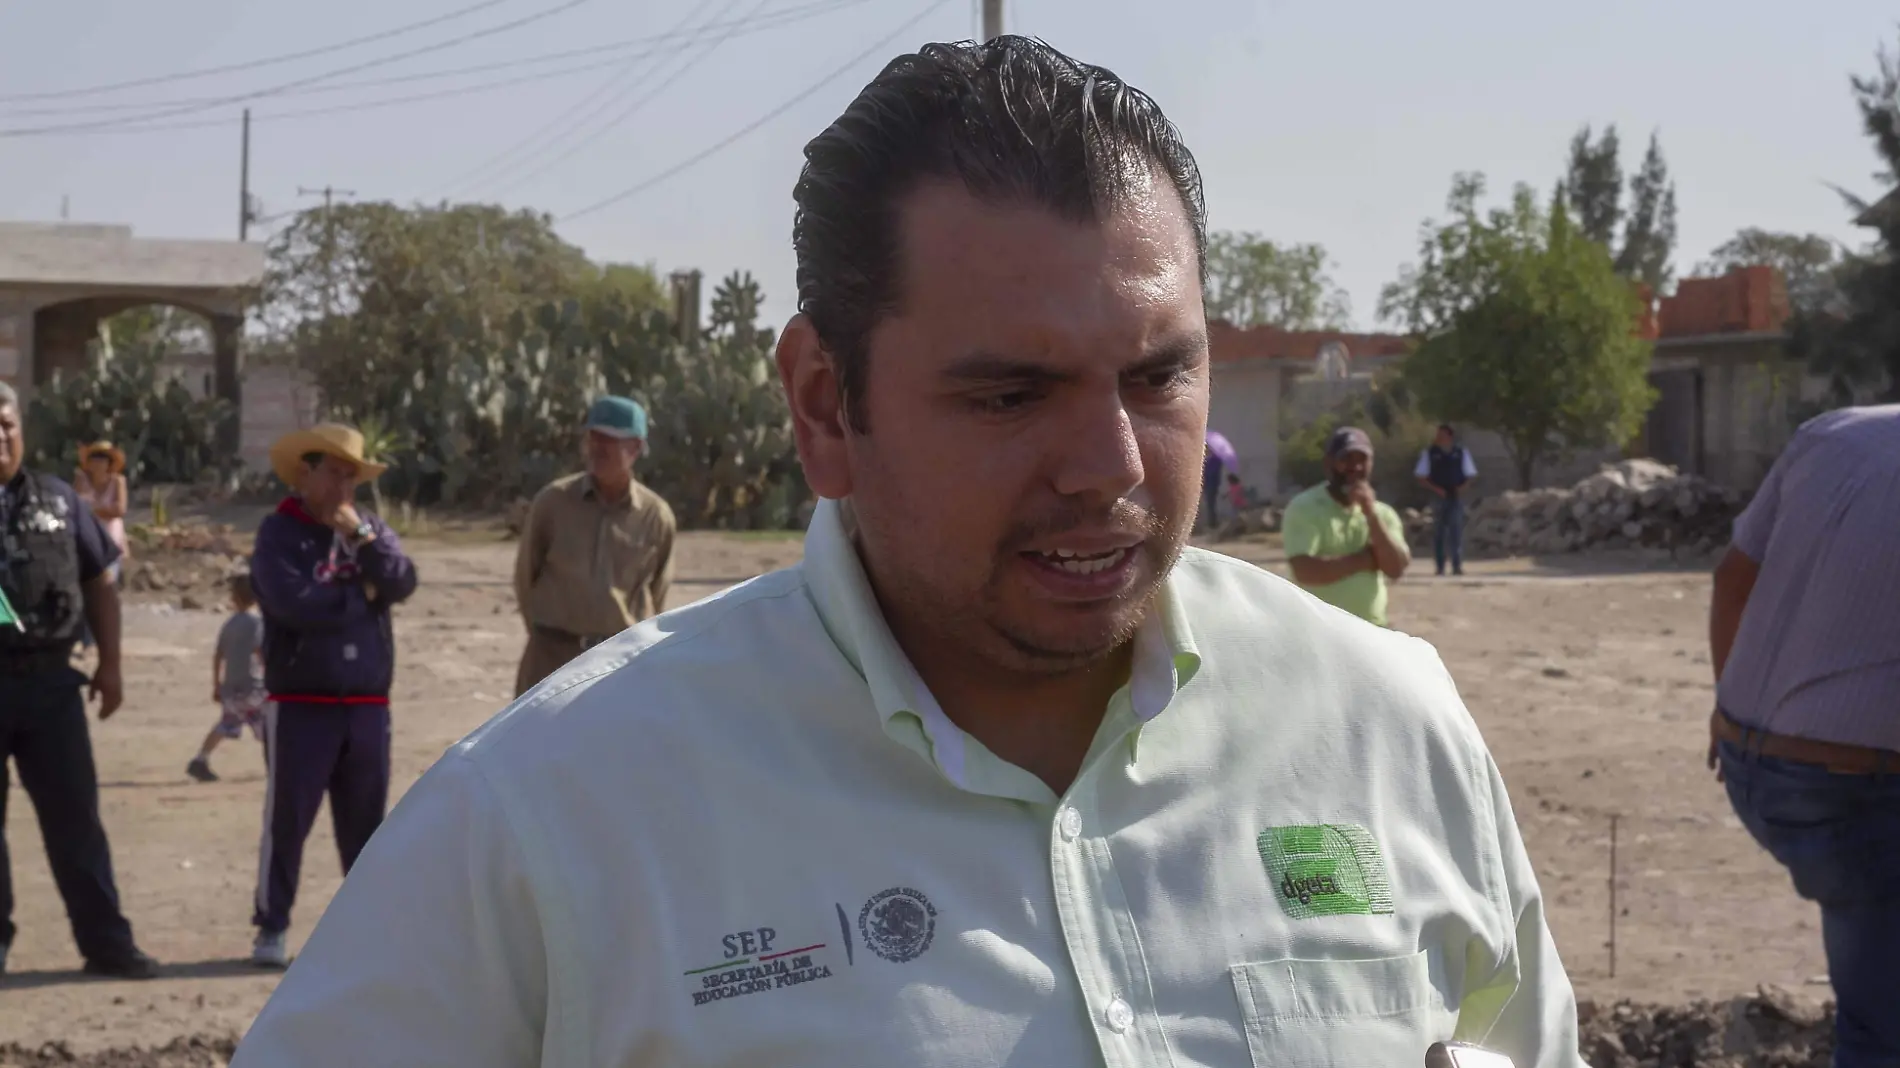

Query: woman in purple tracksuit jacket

[247,426,417,968]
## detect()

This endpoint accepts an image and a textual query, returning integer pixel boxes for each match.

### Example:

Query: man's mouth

[1027,546,1132,575]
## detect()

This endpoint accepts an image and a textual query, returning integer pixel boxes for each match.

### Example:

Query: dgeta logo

[1282,872,1341,905]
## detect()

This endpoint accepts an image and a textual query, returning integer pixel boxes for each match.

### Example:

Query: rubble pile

[1577,987,1832,1068]
[123,523,250,611]
[1404,459,1744,559]
[0,1035,236,1068]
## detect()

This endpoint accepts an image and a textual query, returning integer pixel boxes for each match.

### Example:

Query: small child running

[187,575,268,783]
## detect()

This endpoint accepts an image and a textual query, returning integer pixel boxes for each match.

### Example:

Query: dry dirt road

[0,531,1824,1053]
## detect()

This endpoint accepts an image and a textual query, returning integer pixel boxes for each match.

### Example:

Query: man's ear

[775,315,851,499]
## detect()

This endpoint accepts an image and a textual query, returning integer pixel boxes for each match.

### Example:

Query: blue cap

[585,395,647,440]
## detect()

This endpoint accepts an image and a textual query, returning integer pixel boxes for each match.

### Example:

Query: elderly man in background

[512,395,676,695]
[0,383,157,980]
[249,423,418,969]
[1708,404,1900,1068]
[1282,426,1411,625]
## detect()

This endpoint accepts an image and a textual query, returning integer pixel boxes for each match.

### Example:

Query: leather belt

[1711,708,1900,775]
[532,624,610,650]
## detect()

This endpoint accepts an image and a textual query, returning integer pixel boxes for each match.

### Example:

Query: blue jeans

[1720,739,1900,1068]
[1432,497,1465,574]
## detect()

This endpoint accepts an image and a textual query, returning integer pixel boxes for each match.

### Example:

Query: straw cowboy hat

[78,440,126,475]
[269,423,388,488]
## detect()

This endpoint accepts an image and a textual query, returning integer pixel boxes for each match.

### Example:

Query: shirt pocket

[1230,951,1453,1068]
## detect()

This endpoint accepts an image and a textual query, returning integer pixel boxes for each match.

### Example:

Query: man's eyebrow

[1126,333,1209,374]
[939,354,1074,385]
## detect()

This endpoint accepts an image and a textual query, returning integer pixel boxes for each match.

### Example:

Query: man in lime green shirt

[1283,426,1412,625]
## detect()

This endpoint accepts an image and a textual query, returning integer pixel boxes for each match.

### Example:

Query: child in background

[187,574,268,783]
[1225,471,1249,514]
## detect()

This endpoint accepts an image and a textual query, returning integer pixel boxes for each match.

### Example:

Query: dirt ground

[0,524,1828,1054]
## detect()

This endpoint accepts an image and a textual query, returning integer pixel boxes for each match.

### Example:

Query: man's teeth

[1037,548,1128,574]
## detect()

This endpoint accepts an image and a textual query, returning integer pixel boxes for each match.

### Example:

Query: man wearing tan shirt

[512,396,676,696]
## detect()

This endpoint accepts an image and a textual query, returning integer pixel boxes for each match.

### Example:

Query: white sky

[1,0,1892,329]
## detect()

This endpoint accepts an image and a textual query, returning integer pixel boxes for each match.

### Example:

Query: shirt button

[1105,997,1134,1034]
[1058,806,1083,841]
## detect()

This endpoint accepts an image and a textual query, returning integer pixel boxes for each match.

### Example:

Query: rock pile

[1578,987,1832,1068]
[123,523,250,611]
[0,1035,236,1068]
[1404,459,1744,559]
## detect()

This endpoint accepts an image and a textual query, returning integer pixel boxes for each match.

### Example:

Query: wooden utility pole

[238,109,253,240]
[981,0,1002,40]
[297,185,356,323]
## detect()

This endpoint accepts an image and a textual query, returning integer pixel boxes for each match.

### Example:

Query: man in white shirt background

[232,35,1583,1068]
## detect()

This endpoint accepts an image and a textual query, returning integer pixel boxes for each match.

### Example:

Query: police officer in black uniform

[0,383,158,979]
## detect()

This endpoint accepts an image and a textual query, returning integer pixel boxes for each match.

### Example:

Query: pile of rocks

[1404,459,1745,559]
[1578,987,1832,1068]
[0,1035,236,1068]
[123,523,250,611]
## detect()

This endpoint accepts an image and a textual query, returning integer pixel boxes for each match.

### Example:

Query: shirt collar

[800,498,1200,794]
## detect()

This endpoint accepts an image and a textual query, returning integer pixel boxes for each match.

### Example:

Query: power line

[0,0,514,103]
[0,1,870,139]
[0,0,598,138]
[561,0,951,223]
[428,0,724,200]
[0,0,867,118]
[485,0,774,200]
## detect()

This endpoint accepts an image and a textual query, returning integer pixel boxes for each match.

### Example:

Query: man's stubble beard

[852,495,1190,679]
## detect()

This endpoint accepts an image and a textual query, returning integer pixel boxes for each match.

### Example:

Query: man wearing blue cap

[511,396,677,695]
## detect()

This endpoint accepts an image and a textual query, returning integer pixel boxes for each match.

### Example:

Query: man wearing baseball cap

[511,395,677,695]
[1282,426,1411,626]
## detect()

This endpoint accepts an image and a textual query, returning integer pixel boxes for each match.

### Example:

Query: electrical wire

[426,0,725,200]
[0,0,598,138]
[0,0,867,117]
[560,0,951,223]
[483,0,773,200]
[0,0,515,103]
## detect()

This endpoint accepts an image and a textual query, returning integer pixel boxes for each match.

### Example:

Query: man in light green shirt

[234,37,1581,1068]
[1282,426,1412,626]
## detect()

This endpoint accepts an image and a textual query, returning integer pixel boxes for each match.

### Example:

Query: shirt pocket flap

[1230,953,1452,1068]
[1231,952,1443,1021]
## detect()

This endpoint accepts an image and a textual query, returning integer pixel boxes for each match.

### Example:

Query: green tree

[1203,232,1351,329]
[1616,134,1679,292]
[1557,125,1678,294]
[1793,35,1900,403]
[1381,175,1655,489]
[1560,125,1623,246]
[1698,229,1844,315]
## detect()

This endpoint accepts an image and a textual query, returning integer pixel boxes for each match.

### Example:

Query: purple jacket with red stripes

[250,497,418,702]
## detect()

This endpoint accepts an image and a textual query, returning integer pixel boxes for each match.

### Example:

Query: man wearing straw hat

[248,423,418,968]
[0,383,158,979]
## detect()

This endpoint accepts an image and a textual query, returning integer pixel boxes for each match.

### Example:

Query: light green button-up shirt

[235,499,1584,1068]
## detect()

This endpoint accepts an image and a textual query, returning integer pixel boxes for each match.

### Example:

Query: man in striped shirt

[1708,404,1900,1068]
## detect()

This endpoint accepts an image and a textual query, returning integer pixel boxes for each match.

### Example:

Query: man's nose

[1048,395,1143,502]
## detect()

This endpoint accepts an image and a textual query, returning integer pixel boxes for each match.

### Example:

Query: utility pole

[238,109,253,241]
[981,0,1002,40]
[297,185,356,322]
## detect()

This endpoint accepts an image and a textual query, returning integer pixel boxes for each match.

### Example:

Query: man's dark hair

[793,35,1206,432]
[1437,423,1456,437]
[301,451,328,470]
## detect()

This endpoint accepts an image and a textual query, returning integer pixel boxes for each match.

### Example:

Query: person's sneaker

[186,757,218,783]
[252,930,290,969]
[83,949,160,980]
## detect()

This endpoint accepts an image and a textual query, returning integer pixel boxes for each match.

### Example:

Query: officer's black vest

[0,470,86,654]
[1426,445,1470,499]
